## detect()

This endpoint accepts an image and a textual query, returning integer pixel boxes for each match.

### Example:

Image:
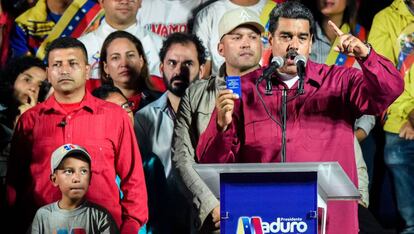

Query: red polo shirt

[7,91,148,233]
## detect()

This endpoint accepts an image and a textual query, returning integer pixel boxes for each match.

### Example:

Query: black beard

[164,66,190,97]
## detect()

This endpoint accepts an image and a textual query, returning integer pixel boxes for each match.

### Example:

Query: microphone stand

[281,88,288,163]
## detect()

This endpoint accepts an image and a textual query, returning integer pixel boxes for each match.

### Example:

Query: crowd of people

[0,0,412,233]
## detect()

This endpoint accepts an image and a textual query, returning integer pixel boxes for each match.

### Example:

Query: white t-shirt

[137,0,208,38]
[79,20,164,80]
[193,0,268,75]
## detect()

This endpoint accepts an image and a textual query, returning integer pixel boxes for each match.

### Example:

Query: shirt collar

[41,90,96,114]
[98,20,138,38]
[304,59,327,88]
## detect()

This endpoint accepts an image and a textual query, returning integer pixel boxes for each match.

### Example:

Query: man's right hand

[216,89,239,132]
[211,205,220,228]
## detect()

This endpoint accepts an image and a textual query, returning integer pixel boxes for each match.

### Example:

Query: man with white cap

[172,7,263,233]
[193,0,276,77]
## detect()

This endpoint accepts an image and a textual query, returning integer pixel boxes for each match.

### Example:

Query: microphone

[58,120,67,127]
[257,56,284,95]
[294,55,307,94]
[262,56,284,80]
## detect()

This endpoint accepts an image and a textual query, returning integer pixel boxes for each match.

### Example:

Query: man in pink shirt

[6,37,147,234]
[196,1,403,234]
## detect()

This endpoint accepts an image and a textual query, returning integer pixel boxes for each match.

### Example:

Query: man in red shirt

[6,37,148,233]
[196,1,403,234]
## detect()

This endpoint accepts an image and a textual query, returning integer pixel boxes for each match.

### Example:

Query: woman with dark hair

[0,56,48,129]
[100,30,163,113]
[306,0,365,67]
[0,55,48,214]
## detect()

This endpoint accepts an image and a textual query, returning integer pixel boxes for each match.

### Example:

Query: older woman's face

[13,66,47,104]
[318,0,347,17]
[103,38,144,89]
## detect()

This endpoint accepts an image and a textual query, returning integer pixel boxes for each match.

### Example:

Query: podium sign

[193,162,359,234]
[221,172,318,233]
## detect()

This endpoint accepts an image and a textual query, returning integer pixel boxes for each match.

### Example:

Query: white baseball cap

[51,144,91,174]
[218,7,265,40]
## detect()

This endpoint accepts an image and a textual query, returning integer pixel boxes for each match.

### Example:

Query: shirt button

[68,116,71,119]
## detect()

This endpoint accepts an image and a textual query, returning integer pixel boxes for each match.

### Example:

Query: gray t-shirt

[30,201,119,234]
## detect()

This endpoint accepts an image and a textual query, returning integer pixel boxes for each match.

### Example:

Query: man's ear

[309,34,313,55]
[268,32,274,47]
[159,63,164,77]
[85,64,91,81]
[50,174,58,187]
[198,64,205,79]
[217,42,225,57]
[46,67,50,82]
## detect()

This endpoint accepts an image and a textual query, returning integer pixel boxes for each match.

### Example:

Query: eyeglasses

[121,101,134,113]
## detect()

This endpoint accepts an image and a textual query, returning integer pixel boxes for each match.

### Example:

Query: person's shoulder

[136,94,166,118]
[91,96,126,116]
[373,0,401,20]
[35,202,55,216]
[15,1,46,24]
[242,67,266,83]
[135,26,164,44]
[84,200,111,214]
[189,78,211,91]
[19,100,47,120]
[84,201,117,222]
[78,27,100,44]
[196,0,226,16]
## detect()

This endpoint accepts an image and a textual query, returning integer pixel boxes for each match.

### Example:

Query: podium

[193,162,359,234]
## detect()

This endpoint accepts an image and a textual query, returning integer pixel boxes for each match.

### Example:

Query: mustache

[285,48,299,60]
[170,66,190,84]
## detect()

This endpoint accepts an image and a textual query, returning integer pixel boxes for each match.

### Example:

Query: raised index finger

[328,20,344,37]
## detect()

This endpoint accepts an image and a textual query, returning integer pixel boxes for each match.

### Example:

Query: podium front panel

[220,172,318,234]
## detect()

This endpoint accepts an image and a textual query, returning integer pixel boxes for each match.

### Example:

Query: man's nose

[289,37,300,49]
[240,37,251,49]
[59,64,70,74]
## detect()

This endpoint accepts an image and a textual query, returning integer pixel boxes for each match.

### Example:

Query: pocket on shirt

[81,139,114,175]
[245,118,279,144]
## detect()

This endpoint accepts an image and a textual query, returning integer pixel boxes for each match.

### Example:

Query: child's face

[51,156,91,203]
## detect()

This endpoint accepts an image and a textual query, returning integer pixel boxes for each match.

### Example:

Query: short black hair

[159,32,206,65]
[268,1,315,36]
[45,37,88,65]
[92,84,127,100]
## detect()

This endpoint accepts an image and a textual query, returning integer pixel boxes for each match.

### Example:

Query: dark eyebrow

[22,72,34,79]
